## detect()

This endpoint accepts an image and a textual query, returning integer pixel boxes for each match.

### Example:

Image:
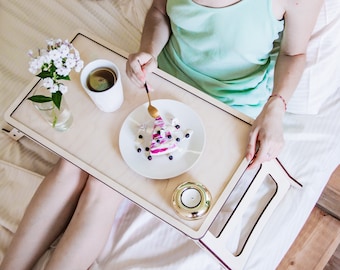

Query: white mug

[80,59,124,112]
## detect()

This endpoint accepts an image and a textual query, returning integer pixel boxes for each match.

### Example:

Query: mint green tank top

[158,0,284,117]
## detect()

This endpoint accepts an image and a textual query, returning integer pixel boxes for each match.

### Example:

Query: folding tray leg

[197,159,299,270]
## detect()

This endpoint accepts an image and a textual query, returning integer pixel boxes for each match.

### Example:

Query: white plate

[119,99,205,179]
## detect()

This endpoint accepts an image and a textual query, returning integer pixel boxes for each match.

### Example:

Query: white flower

[38,55,51,71]
[65,57,76,69]
[35,56,44,69]
[56,66,71,77]
[58,44,70,58]
[28,58,41,75]
[42,54,51,64]
[74,49,80,59]
[67,53,75,60]
[49,84,59,93]
[75,60,84,72]
[54,58,63,69]
[49,49,61,61]
[43,77,54,88]
[59,84,68,94]
[29,38,83,101]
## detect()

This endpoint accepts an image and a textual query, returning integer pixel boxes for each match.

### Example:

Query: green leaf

[37,70,53,79]
[60,75,70,81]
[27,95,52,103]
[52,91,62,109]
[50,64,57,73]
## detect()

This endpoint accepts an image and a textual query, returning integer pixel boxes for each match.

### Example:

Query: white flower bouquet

[28,38,84,109]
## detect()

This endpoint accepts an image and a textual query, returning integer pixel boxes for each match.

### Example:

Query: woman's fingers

[246,126,283,170]
[126,52,158,87]
[126,54,145,87]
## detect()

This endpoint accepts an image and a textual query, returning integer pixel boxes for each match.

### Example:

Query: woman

[126,0,323,169]
[1,0,323,269]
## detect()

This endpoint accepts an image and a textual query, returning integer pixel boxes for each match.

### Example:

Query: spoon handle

[144,82,150,94]
[144,83,151,105]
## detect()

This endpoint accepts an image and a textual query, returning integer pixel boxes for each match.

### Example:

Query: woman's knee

[82,176,123,204]
[48,158,89,189]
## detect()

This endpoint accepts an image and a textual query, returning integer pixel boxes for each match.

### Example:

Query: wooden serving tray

[5,31,255,239]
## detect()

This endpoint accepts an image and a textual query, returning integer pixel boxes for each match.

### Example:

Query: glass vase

[32,87,73,132]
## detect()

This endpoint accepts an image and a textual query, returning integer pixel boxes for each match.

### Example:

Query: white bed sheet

[0,0,339,269]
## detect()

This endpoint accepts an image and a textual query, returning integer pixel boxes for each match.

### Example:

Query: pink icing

[149,116,178,156]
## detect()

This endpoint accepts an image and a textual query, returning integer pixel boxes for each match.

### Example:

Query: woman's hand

[246,97,285,169]
[126,52,158,88]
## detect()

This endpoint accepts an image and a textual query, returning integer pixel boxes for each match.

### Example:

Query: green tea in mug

[87,68,116,92]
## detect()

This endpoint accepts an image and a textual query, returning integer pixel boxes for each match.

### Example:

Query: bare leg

[0,159,88,270]
[46,176,124,269]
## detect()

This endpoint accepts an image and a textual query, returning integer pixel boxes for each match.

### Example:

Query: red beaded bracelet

[268,94,287,111]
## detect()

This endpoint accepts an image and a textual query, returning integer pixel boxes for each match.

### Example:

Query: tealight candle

[181,188,201,208]
[172,181,211,219]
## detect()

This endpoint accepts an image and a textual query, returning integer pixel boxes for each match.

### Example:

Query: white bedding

[0,0,339,269]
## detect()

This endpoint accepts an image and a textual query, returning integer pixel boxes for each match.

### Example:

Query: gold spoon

[144,82,159,118]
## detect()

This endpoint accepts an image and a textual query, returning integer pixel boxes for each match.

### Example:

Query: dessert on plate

[135,115,193,160]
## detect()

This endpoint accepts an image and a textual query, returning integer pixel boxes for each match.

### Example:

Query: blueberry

[138,134,143,139]
[148,155,152,160]
[168,135,172,139]
[175,124,180,129]
[169,155,173,160]
[176,138,180,142]
[145,147,150,151]
[137,148,142,153]
[185,133,190,138]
